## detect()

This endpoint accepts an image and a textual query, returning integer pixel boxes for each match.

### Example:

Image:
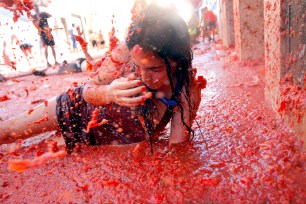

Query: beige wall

[264,0,283,111]
[233,0,264,60]
[220,0,235,48]
[264,0,306,145]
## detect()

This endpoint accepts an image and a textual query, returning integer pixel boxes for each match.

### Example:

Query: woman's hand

[107,75,151,107]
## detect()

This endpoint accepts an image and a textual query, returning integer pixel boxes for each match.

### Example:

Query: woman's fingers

[113,87,146,106]
[114,78,142,89]
[116,95,145,107]
[116,92,153,107]
[108,77,147,106]
[117,86,146,97]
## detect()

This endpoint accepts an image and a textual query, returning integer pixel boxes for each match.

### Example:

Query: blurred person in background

[10,27,34,66]
[188,13,200,45]
[68,23,78,53]
[200,7,217,42]
[89,30,98,50]
[98,30,105,49]
[33,5,59,67]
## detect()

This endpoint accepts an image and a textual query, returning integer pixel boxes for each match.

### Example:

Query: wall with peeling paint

[264,0,282,111]
[233,0,264,60]
[264,0,306,145]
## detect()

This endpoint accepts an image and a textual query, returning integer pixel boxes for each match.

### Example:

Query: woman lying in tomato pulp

[0,4,204,152]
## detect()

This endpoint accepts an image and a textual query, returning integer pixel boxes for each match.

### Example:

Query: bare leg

[23,50,31,66]
[208,27,212,42]
[28,48,34,58]
[0,97,60,144]
[44,45,48,61]
[51,46,58,64]
[44,45,51,66]
[39,38,44,62]
[203,27,209,42]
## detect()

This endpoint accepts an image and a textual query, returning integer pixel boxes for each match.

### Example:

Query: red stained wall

[264,0,282,111]
[233,0,264,60]
[264,0,306,145]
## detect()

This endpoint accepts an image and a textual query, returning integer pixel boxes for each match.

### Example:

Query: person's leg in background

[39,37,45,63]
[209,22,216,42]
[50,45,59,66]
[203,21,211,42]
[44,45,51,67]
[20,44,34,66]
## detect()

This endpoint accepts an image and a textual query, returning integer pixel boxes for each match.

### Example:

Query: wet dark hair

[126,4,195,151]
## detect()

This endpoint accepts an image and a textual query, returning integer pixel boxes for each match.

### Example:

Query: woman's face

[130,48,170,91]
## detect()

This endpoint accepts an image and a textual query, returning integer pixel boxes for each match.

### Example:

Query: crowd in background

[0,5,111,74]
[188,6,217,45]
[0,1,218,74]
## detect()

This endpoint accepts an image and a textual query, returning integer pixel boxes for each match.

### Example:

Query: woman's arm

[76,26,83,35]
[83,76,149,107]
[0,97,59,144]
[83,42,151,107]
[169,84,201,144]
[83,58,151,107]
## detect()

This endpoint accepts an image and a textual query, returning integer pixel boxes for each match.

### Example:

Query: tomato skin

[27,108,34,115]
[196,76,207,89]
[199,178,219,186]
[36,150,44,157]
[85,108,108,133]
[0,95,10,102]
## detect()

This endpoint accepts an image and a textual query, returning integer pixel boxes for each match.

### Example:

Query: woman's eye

[152,69,160,73]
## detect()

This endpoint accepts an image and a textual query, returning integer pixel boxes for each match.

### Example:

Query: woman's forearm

[83,82,113,106]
